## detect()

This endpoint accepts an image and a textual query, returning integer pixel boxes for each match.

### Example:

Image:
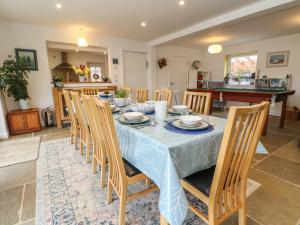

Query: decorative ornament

[158,58,167,69]
[192,60,201,70]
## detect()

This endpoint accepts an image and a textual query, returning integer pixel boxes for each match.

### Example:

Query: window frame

[225,51,258,86]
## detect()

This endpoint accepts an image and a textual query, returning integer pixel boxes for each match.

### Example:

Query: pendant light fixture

[77,37,88,47]
[208,44,223,54]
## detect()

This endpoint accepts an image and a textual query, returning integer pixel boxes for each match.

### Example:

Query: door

[123,51,148,89]
[25,112,40,130]
[9,114,26,132]
[170,56,189,105]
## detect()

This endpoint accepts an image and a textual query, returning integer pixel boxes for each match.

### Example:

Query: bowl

[180,115,202,126]
[123,112,143,121]
[130,103,155,114]
[110,104,116,110]
[146,101,155,105]
[173,105,189,113]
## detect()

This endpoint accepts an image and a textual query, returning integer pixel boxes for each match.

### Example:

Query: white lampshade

[208,44,223,54]
[77,37,88,47]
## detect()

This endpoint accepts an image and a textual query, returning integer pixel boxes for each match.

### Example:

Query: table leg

[160,215,169,225]
[280,96,287,128]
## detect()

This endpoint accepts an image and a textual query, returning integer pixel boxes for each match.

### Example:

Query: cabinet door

[25,111,40,129]
[9,114,26,132]
[58,92,69,120]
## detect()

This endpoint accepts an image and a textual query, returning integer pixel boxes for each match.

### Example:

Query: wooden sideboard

[52,85,117,128]
[7,108,41,135]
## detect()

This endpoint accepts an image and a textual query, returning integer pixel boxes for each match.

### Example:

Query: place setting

[164,104,213,135]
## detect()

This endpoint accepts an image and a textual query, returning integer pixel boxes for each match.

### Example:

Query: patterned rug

[0,136,40,168]
[36,138,260,225]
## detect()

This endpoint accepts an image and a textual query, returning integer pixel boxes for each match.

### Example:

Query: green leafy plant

[115,89,127,98]
[0,55,30,101]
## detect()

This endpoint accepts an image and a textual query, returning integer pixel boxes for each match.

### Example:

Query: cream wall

[155,45,206,90]
[0,21,148,126]
[205,33,300,115]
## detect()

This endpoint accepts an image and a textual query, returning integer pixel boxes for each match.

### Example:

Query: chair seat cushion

[123,158,142,177]
[183,166,216,197]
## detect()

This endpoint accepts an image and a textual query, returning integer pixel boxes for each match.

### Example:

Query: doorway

[123,51,148,89]
[170,56,189,105]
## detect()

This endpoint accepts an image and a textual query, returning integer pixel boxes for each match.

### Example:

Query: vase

[79,76,86,82]
[19,99,30,110]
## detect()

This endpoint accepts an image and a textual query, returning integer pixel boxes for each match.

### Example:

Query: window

[225,52,257,85]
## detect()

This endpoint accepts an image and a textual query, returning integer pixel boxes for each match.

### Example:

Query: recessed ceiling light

[56,3,62,9]
[141,22,146,27]
[179,0,185,6]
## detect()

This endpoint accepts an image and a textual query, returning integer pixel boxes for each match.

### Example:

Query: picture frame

[266,51,289,67]
[15,48,38,71]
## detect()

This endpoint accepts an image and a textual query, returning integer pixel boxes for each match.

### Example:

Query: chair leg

[100,162,106,189]
[107,181,113,204]
[119,194,127,225]
[92,156,97,174]
[239,205,246,225]
[86,136,91,163]
[75,131,79,149]
[70,132,74,144]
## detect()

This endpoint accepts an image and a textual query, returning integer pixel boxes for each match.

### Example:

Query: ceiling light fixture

[179,0,185,6]
[141,22,146,27]
[56,3,62,9]
[208,44,223,54]
[77,37,88,47]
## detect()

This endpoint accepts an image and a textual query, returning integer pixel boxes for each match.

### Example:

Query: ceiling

[0,0,264,41]
[165,5,300,49]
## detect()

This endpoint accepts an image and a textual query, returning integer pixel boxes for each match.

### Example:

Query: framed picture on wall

[15,48,38,71]
[266,51,289,67]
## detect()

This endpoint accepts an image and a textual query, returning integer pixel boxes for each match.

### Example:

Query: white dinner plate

[118,115,150,124]
[168,108,192,115]
[171,119,210,130]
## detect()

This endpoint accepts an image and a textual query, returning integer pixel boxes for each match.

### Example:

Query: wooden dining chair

[123,87,131,97]
[63,89,79,149]
[154,89,172,107]
[70,91,92,162]
[90,97,157,225]
[82,95,107,189]
[136,88,148,103]
[81,88,101,95]
[183,91,212,115]
[180,101,270,225]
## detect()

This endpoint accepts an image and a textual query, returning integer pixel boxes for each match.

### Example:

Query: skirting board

[0,131,9,139]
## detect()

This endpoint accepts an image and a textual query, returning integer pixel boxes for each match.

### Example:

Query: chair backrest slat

[70,91,89,137]
[209,101,270,221]
[81,88,101,95]
[62,90,78,130]
[90,97,127,195]
[154,89,172,106]
[136,88,148,103]
[183,91,212,115]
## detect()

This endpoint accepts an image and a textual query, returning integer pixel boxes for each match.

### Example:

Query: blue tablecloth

[114,113,267,225]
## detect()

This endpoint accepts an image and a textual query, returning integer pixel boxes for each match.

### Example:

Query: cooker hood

[54,52,73,69]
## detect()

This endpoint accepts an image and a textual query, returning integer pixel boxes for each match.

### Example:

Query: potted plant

[0,55,30,110]
[114,89,127,107]
[51,73,64,88]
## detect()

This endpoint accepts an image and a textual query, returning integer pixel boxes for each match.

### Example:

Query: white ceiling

[0,0,264,41]
[165,5,300,49]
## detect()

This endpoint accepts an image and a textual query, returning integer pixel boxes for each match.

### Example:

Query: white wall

[0,93,9,139]
[205,33,300,115]
[0,21,148,126]
[155,45,205,90]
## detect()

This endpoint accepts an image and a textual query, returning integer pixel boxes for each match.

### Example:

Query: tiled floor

[0,116,299,225]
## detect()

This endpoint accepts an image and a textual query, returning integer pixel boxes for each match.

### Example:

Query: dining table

[113,108,267,225]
